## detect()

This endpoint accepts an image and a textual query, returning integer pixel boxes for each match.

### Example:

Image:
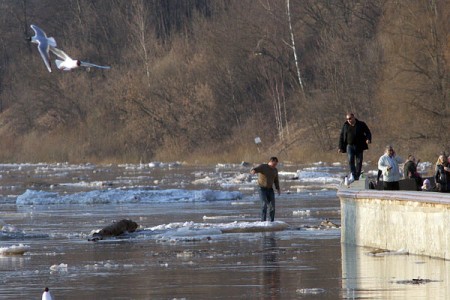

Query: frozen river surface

[0,162,448,299]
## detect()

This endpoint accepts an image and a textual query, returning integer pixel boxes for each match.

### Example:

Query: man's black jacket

[338,119,371,153]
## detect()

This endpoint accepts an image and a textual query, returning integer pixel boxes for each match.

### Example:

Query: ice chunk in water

[50,263,68,272]
[293,210,311,216]
[296,288,325,294]
[0,244,29,255]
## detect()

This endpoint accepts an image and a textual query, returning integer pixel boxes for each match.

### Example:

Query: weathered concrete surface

[338,189,450,260]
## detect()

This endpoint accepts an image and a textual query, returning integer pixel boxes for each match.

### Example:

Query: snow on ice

[16,188,243,205]
[0,244,30,255]
[146,220,290,242]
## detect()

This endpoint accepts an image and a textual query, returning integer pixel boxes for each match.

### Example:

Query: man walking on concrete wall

[338,113,372,182]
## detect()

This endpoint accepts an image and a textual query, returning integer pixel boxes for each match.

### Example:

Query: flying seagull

[28,25,57,72]
[49,47,111,71]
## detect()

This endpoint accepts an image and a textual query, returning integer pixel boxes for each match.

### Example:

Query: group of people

[250,112,449,222]
[339,112,450,192]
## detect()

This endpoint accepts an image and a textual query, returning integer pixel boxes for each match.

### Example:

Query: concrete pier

[338,189,450,260]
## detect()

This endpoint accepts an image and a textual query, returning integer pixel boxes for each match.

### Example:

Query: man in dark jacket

[338,113,372,181]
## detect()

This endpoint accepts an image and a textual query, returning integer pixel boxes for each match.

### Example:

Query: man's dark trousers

[347,144,363,180]
[259,187,275,222]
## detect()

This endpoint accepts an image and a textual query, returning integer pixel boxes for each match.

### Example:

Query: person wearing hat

[378,145,403,190]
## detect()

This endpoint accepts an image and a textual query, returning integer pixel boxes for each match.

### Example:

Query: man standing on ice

[338,112,372,182]
[251,157,281,222]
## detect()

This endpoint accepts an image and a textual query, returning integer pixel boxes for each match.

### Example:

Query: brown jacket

[252,164,280,190]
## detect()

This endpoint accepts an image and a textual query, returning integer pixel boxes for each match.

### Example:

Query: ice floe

[293,210,311,216]
[0,221,20,233]
[0,220,49,240]
[296,288,326,295]
[50,263,68,272]
[84,261,120,270]
[192,172,254,188]
[147,220,289,242]
[202,215,250,220]
[16,188,242,205]
[295,170,342,184]
[148,220,289,232]
[0,244,30,255]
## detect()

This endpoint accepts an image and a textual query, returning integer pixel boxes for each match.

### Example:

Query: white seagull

[42,287,53,300]
[29,25,57,72]
[50,47,111,71]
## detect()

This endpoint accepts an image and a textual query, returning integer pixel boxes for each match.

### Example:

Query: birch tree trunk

[286,0,305,97]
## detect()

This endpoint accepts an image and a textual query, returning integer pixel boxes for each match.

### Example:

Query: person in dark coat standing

[338,113,372,181]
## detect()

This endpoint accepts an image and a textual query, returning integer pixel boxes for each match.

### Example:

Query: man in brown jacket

[251,157,281,222]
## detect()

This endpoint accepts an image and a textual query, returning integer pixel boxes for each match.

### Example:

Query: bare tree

[286,0,305,95]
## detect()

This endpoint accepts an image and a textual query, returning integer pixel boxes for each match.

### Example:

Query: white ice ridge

[293,210,311,216]
[16,188,242,205]
[192,172,254,188]
[146,221,289,242]
[50,263,68,272]
[0,244,30,255]
[296,288,326,295]
[202,214,250,220]
[296,170,342,184]
[148,220,289,234]
[119,161,182,169]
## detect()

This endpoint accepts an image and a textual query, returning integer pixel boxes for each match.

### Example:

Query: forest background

[0,0,448,166]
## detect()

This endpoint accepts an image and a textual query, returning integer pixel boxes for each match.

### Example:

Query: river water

[0,162,447,299]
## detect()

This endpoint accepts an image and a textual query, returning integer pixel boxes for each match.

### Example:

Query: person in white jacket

[378,145,403,190]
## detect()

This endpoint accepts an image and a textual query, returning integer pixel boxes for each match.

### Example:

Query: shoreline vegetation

[0,1,448,165]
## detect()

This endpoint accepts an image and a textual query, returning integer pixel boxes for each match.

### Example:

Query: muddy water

[0,163,448,299]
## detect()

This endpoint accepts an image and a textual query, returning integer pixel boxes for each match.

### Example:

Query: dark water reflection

[261,233,280,299]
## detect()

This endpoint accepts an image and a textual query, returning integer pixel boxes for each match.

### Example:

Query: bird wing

[30,25,53,72]
[30,24,46,38]
[49,47,71,61]
[47,37,57,48]
[80,61,111,69]
[37,41,52,72]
